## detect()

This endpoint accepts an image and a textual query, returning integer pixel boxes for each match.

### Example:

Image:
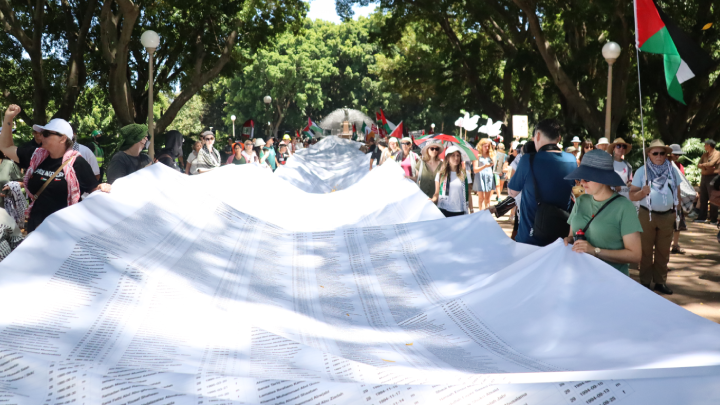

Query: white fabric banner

[1,137,719,404]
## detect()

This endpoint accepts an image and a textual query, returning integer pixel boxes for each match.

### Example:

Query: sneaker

[694,219,708,223]
[711,220,718,225]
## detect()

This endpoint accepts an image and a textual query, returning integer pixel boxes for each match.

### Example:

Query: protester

[398,137,420,181]
[371,139,390,170]
[1,105,110,232]
[579,140,594,163]
[607,137,634,201]
[277,142,290,166]
[186,141,202,175]
[155,130,184,171]
[566,146,579,164]
[222,137,234,164]
[263,138,279,171]
[388,137,401,161]
[571,136,581,149]
[282,134,294,154]
[106,124,152,184]
[415,140,442,198]
[431,146,473,217]
[473,138,496,210]
[695,139,720,224]
[596,137,610,152]
[508,119,577,246]
[227,143,246,165]
[0,150,22,208]
[68,125,102,181]
[294,136,304,153]
[195,130,221,173]
[669,144,695,254]
[563,150,642,275]
[629,139,680,295]
[241,140,258,164]
[254,138,270,169]
[493,143,508,202]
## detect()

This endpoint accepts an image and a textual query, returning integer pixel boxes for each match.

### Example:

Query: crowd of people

[364,119,719,295]
[2,102,719,295]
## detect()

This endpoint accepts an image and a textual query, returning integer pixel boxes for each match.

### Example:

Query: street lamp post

[431,123,435,134]
[141,30,160,160]
[231,115,236,140]
[602,41,621,142]
[264,96,272,138]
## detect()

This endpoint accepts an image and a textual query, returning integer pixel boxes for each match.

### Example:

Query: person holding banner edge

[563,150,642,276]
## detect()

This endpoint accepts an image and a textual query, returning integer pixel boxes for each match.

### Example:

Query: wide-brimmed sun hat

[421,139,443,154]
[570,136,581,143]
[564,149,625,186]
[669,144,684,155]
[565,146,577,153]
[608,137,632,153]
[645,139,672,155]
[595,137,609,146]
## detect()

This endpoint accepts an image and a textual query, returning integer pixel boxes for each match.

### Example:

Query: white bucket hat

[32,119,74,140]
[254,138,266,147]
[570,136,581,143]
[596,137,609,146]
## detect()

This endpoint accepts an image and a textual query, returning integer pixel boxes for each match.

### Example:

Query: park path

[475,194,720,324]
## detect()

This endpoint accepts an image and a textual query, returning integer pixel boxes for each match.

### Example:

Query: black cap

[705,139,716,147]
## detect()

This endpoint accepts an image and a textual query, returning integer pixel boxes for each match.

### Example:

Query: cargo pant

[638,207,675,285]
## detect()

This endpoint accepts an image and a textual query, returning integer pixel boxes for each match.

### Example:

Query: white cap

[33,119,73,140]
[254,138,266,147]
[596,137,609,145]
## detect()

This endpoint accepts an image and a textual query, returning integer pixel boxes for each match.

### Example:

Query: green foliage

[680,138,706,186]
[167,94,207,137]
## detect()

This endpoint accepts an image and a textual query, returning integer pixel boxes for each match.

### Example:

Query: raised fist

[4,104,21,120]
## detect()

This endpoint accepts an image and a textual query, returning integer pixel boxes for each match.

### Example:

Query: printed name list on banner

[0,137,719,405]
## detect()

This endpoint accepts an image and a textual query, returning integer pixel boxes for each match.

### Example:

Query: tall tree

[98,0,306,136]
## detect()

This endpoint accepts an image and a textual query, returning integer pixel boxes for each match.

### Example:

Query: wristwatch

[594,247,601,256]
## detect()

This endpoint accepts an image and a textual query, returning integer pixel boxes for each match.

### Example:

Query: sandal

[670,245,685,254]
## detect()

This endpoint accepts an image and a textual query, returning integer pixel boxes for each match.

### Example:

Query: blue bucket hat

[564,149,625,187]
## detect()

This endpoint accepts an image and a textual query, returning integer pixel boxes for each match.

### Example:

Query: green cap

[91,130,101,137]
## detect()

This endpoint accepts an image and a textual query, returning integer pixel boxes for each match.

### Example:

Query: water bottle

[574,229,586,243]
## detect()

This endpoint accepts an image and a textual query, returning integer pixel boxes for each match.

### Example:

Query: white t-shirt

[435,172,466,213]
[77,143,100,176]
[241,150,257,164]
[187,151,198,174]
[613,160,633,199]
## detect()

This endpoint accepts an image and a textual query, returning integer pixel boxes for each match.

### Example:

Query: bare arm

[1,105,21,163]
[571,232,642,264]
[431,180,440,204]
[508,188,520,198]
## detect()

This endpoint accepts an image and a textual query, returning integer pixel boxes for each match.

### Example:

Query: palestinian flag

[302,118,323,138]
[389,121,404,139]
[352,123,358,141]
[380,109,392,135]
[635,0,713,104]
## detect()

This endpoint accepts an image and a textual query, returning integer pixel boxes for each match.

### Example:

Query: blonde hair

[476,138,496,160]
[421,142,442,162]
[438,150,466,182]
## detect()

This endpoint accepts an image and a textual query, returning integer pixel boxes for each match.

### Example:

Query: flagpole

[635,44,652,221]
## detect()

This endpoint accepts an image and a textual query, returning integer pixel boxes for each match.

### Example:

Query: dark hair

[535,119,560,141]
[65,137,74,150]
[579,140,594,162]
[522,141,536,155]
[377,139,388,148]
[705,139,717,148]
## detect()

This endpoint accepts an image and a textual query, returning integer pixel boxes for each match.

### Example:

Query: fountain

[318,108,374,139]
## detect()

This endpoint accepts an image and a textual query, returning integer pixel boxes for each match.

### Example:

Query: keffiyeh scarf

[4,181,26,228]
[645,158,679,209]
[23,148,81,217]
[196,146,221,172]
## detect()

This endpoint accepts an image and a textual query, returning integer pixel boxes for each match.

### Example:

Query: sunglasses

[615,144,627,149]
[651,151,666,156]
[42,130,62,137]
[401,142,411,146]
[205,137,215,141]
[428,147,440,152]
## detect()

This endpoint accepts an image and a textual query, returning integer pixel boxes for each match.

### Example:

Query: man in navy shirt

[508,119,577,246]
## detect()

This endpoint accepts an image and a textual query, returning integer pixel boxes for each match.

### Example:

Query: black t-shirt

[156,155,179,171]
[17,145,99,232]
[106,152,152,184]
[277,151,290,165]
[370,147,382,164]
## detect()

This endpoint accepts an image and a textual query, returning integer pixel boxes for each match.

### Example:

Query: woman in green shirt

[414,140,442,198]
[563,149,642,275]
